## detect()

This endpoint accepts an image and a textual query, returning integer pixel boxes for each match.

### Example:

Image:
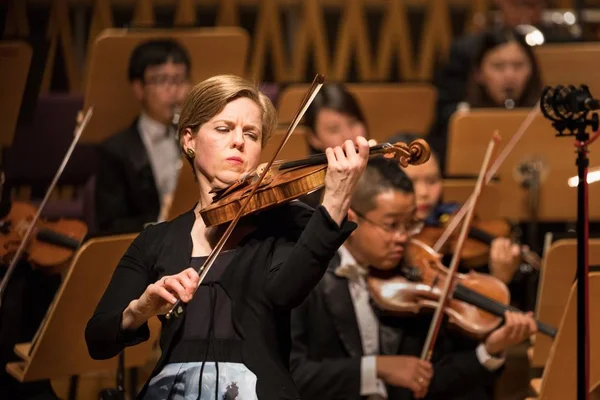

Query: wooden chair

[6,235,160,383]
[277,83,437,143]
[526,272,600,400]
[82,27,250,144]
[0,41,32,149]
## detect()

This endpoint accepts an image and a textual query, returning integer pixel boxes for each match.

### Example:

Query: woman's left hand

[321,136,370,225]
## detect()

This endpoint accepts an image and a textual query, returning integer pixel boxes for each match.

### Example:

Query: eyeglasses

[143,74,189,87]
[352,209,424,236]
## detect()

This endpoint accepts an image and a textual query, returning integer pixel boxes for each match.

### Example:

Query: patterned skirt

[143,362,258,400]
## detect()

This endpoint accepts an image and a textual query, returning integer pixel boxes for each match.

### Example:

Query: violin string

[0,108,93,307]
[432,103,541,253]
[166,75,325,319]
[420,132,500,361]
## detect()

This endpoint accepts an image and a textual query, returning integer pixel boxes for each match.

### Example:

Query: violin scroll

[381,139,431,167]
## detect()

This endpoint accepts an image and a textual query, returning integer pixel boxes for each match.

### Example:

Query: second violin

[416,208,541,270]
[368,238,556,340]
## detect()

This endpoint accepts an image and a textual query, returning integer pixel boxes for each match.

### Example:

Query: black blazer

[290,257,499,400]
[85,202,355,400]
[94,119,161,235]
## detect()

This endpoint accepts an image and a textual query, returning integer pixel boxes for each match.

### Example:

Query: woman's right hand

[121,268,200,330]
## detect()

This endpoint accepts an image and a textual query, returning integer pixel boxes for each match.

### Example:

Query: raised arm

[264,138,369,308]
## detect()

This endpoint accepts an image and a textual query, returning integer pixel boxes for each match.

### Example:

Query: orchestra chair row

[6,235,160,397]
[525,272,600,400]
[277,83,437,144]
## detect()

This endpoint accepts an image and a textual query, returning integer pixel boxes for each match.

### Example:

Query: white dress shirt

[336,245,388,399]
[137,113,181,213]
[334,246,505,399]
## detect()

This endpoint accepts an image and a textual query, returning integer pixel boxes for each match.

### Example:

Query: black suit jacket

[290,257,499,400]
[94,119,161,235]
[85,202,356,400]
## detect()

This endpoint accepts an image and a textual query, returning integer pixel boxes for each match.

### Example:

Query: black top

[167,251,242,365]
[85,202,356,400]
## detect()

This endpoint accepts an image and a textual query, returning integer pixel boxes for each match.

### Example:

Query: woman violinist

[85,75,370,399]
[386,132,522,286]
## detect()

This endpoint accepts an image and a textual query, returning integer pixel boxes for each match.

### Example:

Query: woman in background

[429,28,543,170]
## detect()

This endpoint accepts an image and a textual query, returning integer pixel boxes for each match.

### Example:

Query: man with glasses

[94,39,191,235]
[290,157,536,400]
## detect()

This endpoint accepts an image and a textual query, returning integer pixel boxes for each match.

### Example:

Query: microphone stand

[541,86,599,400]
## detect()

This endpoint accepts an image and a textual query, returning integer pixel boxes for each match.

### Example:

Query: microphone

[541,84,600,121]
[504,87,515,110]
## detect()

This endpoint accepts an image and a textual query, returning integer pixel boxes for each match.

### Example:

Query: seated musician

[86,75,370,399]
[429,28,543,170]
[94,39,192,235]
[387,132,521,286]
[290,157,537,400]
[300,83,370,207]
[432,0,574,137]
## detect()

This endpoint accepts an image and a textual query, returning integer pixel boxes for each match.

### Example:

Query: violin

[0,202,87,270]
[416,208,541,270]
[200,141,430,227]
[367,238,557,340]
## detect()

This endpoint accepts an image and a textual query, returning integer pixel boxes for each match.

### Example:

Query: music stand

[446,109,600,221]
[530,237,600,369]
[535,43,600,98]
[81,27,250,144]
[5,235,160,395]
[526,273,600,400]
[441,179,502,220]
[0,41,32,150]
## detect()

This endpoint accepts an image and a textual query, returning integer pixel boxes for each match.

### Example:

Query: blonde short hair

[178,75,277,151]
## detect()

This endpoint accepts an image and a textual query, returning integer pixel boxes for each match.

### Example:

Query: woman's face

[476,41,533,106]
[402,154,443,220]
[183,97,263,190]
[307,108,368,151]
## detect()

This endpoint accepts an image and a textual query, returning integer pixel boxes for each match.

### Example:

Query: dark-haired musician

[290,157,537,400]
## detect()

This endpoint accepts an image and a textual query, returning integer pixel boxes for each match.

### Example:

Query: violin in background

[416,203,541,271]
[0,201,87,273]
